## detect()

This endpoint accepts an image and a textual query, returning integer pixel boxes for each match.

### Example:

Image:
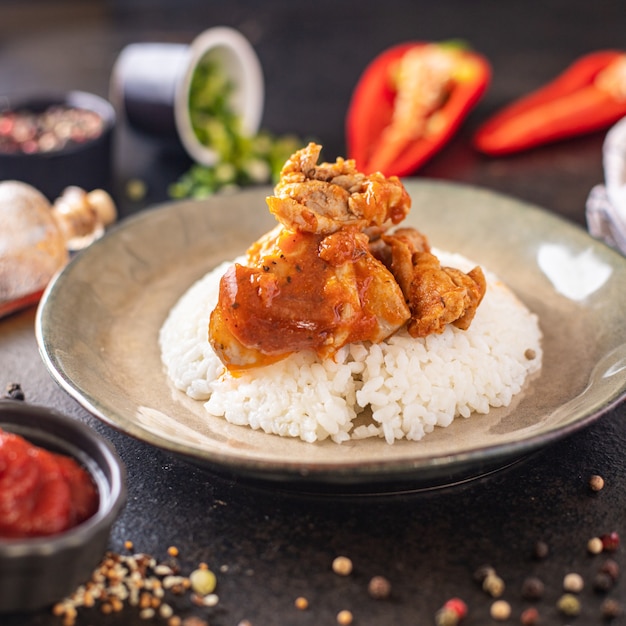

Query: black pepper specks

[2,382,25,401]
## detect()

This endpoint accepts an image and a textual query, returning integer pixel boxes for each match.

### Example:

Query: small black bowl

[0,91,115,200]
[0,400,126,613]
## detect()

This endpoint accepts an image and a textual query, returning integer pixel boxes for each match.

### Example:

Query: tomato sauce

[0,428,99,538]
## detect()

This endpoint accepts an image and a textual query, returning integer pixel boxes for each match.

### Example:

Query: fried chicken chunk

[267,142,411,235]
[375,228,486,337]
[209,226,410,370]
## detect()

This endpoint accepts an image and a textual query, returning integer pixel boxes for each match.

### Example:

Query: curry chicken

[209,143,486,371]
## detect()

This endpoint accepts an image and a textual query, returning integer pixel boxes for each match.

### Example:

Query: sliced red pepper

[346,41,491,176]
[473,50,626,155]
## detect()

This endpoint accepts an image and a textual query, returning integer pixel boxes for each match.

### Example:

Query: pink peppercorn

[444,597,468,619]
[601,532,620,552]
[520,607,540,625]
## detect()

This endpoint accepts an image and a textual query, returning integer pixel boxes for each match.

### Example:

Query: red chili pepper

[473,50,626,155]
[346,41,491,176]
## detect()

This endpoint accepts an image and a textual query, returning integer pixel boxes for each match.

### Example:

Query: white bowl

[110,27,264,166]
[175,27,264,166]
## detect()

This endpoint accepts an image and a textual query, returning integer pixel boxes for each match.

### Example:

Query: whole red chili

[473,50,626,155]
[346,41,490,176]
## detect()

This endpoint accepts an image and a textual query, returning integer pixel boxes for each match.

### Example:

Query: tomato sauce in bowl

[0,400,126,613]
[0,428,99,539]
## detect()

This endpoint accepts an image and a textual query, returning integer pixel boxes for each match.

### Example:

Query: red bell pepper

[473,50,626,155]
[346,41,491,177]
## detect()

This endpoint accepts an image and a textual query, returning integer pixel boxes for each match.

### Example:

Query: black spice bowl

[0,400,126,613]
[0,91,115,200]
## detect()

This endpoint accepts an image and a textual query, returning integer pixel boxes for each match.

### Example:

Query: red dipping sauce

[0,428,99,538]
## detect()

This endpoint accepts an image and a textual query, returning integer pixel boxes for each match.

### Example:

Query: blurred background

[1,0,624,219]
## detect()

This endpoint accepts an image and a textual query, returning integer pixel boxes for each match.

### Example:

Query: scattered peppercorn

[3,382,25,401]
[533,540,549,560]
[473,564,496,584]
[294,596,309,610]
[520,606,540,625]
[189,568,216,596]
[601,598,623,619]
[444,598,468,620]
[521,576,545,601]
[557,593,581,617]
[600,558,620,581]
[588,537,604,555]
[336,609,353,625]
[332,556,353,576]
[167,546,180,558]
[435,607,460,626]
[181,617,208,626]
[563,572,584,593]
[435,598,468,626]
[125,178,147,202]
[589,474,605,491]
[482,572,505,597]
[490,599,511,621]
[0,105,104,154]
[593,571,614,593]
[367,575,391,600]
[50,548,218,626]
[601,532,620,552]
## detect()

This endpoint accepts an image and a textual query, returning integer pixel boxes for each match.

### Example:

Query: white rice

[159,251,543,444]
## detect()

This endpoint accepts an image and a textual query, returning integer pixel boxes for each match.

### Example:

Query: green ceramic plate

[36,180,626,490]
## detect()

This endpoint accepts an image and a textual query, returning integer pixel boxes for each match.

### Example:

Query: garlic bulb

[0,180,117,316]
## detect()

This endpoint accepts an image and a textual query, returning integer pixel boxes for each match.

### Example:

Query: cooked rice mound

[159,251,542,444]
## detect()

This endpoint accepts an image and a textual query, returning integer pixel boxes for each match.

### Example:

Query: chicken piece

[209,227,410,371]
[266,142,411,235]
[376,227,486,337]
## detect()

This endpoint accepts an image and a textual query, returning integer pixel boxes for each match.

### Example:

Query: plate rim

[35,178,626,486]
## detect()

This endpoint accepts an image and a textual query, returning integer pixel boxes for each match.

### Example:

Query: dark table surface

[2,1,626,624]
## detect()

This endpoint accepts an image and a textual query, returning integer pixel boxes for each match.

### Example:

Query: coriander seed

[336,609,353,625]
[588,537,604,554]
[295,596,309,610]
[490,599,511,621]
[589,474,605,491]
[332,556,353,576]
[563,572,584,593]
